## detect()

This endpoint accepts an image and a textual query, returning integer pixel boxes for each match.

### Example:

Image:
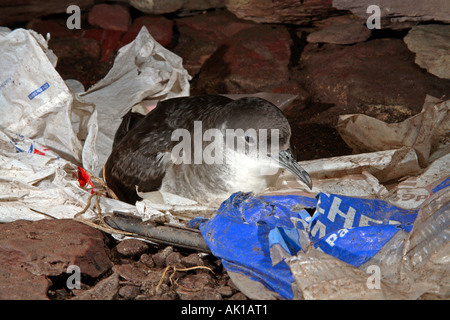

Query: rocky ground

[0,0,449,300]
[0,219,243,300]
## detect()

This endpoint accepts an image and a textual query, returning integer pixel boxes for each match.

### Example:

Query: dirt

[47,239,244,300]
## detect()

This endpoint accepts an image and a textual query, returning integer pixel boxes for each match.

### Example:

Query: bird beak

[276,149,312,189]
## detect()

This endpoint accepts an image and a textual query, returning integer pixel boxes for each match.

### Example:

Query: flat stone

[112,263,149,284]
[173,10,255,77]
[129,0,224,15]
[141,269,170,294]
[307,22,371,45]
[175,273,221,300]
[27,19,74,38]
[0,0,94,26]
[49,37,101,65]
[404,24,450,79]
[0,219,113,279]
[71,273,119,300]
[192,24,296,94]
[312,13,364,29]
[225,0,339,25]
[0,249,51,300]
[293,39,450,125]
[88,4,130,32]
[120,15,173,47]
[0,219,113,299]
[115,238,149,258]
[333,0,450,28]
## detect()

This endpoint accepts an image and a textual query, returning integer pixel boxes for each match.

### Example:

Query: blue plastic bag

[199,192,315,299]
[309,192,418,267]
[196,182,448,299]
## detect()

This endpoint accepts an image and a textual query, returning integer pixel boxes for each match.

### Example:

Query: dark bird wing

[104,95,233,204]
[112,110,145,149]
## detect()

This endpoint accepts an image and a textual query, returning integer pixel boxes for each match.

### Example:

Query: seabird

[104,95,312,205]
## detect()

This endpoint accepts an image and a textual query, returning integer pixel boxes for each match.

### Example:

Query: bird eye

[245,134,255,145]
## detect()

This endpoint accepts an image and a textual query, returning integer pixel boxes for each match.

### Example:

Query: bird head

[214,97,312,190]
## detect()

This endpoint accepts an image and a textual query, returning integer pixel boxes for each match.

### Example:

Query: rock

[120,15,173,47]
[332,0,450,28]
[141,269,170,295]
[26,19,74,38]
[83,28,124,62]
[82,28,106,42]
[225,0,339,25]
[112,263,149,284]
[229,292,248,300]
[0,219,113,299]
[129,0,225,15]
[217,285,234,298]
[312,13,363,29]
[0,219,113,279]
[307,22,371,44]
[175,273,221,300]
[115,239,149,258]
[49,37,101,64]
[143,269,169,287]
[178,272,216,289]
[166,251,183,267]
[71,273,119,300]
[176,10,256,42]
[54,30,114,88]
[192,25,297,94]
[0,0,94,26]
[118,285,141,300]
[0,249,51,299]
[293,39,450,126]
[404,24,450,80]
[177,287,223,300]
[152,246,173,268]
[173,10,255,77]
[48,288,72,300]
[139,253,155,268]
[181,253,205,268]
[88,4,131,32]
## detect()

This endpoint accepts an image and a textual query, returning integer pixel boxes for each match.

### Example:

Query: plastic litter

[0,27,189,221]
[194,96,450,299]
[198,176,448,299]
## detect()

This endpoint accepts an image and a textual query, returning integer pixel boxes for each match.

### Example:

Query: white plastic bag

[0,28,97,170]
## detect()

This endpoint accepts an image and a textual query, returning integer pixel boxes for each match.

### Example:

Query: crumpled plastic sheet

[0,27,190,221]
[288,187,450,300]
[198,180,449,299]
[78,27,191,173]
[337,95,449,168]
[0,130,137,222]
[0,27,191,176]
[197,97,450,299]
[0,27,97,170]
